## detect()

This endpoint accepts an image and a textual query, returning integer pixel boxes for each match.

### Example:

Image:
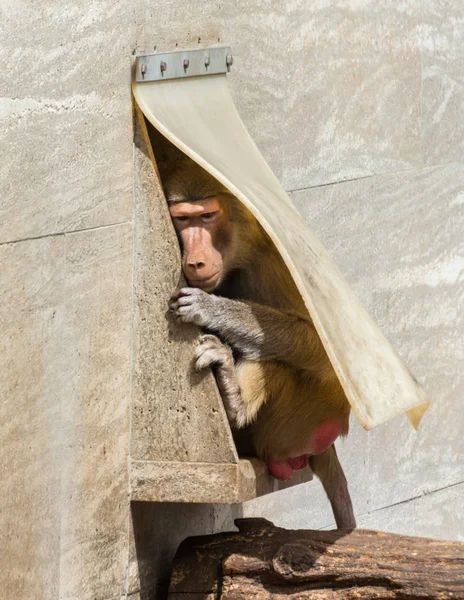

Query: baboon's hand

[194,334,233,371]
[169,287,218,327]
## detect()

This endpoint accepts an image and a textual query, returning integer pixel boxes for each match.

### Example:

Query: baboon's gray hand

[169,287,218,327]
[194,334,233,371]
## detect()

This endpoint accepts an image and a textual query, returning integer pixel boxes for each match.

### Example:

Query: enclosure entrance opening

[129,46,430,504]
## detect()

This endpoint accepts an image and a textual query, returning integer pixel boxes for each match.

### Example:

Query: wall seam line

[286,160,462,195]
[0,220,133,247]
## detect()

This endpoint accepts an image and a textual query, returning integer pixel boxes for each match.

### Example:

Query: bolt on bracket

[135,46,233,83]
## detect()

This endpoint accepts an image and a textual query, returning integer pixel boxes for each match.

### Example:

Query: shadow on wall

[131,502,242,599]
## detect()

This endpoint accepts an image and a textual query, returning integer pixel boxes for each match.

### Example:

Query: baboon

[166,160,355,528]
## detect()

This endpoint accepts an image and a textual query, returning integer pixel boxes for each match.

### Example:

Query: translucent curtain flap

[132,71,430,431]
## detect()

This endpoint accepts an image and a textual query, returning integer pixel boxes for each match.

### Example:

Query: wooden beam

[168,518,464,598]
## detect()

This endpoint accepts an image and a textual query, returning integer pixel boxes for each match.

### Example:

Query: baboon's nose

[187,258,206,271]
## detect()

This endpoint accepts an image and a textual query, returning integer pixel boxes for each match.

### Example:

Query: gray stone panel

[137,0,422,190]
[0,236,65,599]
[0,1,134,101]
[281,1,423,189]
[0,224,133,598]
[357,482,464,541]
[290,162,464,511]
[0,1,134,243]
[420,0,464,165]
[0,103,133,243]
[58,224,133,599]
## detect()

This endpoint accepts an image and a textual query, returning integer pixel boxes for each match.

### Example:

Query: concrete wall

[1,1,462,598]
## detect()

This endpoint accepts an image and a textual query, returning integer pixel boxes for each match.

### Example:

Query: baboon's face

[169,196,233,292]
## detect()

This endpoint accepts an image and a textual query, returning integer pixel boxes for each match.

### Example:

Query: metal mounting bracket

[135,46,233,83]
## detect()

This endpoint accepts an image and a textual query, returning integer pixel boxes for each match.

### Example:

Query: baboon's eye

[173,216,189,222]
[201,211,218,222]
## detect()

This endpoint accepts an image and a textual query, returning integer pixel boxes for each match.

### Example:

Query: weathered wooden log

[168,518,464,599]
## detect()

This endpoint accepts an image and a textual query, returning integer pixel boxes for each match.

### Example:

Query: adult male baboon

[166,160,355,528]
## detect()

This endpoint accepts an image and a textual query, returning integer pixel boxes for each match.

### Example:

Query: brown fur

[165,160,355,528]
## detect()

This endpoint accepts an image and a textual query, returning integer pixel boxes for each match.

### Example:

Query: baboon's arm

[170,287,329,372]
[194,335,244,426]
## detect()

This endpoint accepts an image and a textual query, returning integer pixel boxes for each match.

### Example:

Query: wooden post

[168,518,464,599]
